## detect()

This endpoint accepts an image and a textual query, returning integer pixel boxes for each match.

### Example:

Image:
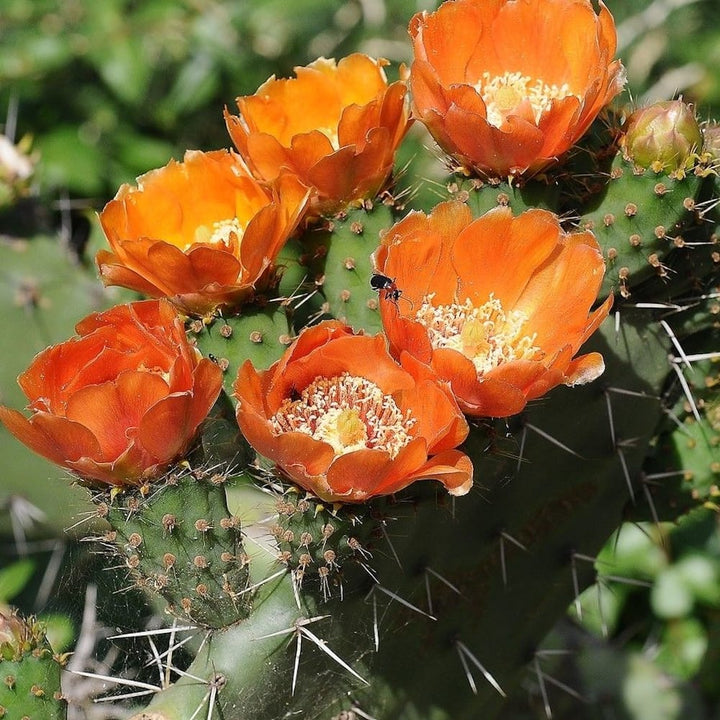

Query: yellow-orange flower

[234,321,472,503]
[409,0,625,178]
[374,202,612,417]
[0,300,223,487]
[97,150,309,316]
[225,54,411,218]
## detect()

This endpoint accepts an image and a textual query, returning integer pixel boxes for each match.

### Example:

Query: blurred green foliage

[3,0,720,201]
[517,511,720,720]
[0,0,421,198]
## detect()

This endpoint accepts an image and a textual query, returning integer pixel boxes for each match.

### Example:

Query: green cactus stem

[0,611,67,720]
[447,175,561,218]
[127,477,373,720]
[275,232,330,330]
[317,202,396,335]
[578,150,709,298]
[643,340,720,511]
[191,304,294,399]
[95,471,251,629]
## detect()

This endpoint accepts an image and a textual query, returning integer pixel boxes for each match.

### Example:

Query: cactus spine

[2,4,719,719]
[112,114,716,719]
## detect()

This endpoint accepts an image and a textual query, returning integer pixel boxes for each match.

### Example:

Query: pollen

[192,218,246,252]
[270,372,416,458]
[476,71,575,128]
[415,293,540,375]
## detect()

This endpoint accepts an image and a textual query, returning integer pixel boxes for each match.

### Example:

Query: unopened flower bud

[622,100,702,172]
[0,612,45,661]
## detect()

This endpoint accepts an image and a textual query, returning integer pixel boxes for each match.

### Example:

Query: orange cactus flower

[97,149,309,316]
[224,54,411,218]
[0,300,223,487]
[409,0,625,178]
[234,321,472,503]
[373,202,613,418]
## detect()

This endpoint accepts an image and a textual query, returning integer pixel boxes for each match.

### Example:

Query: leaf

[0,558,35,603]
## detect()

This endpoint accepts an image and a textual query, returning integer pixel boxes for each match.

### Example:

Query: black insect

[370,273,403,304]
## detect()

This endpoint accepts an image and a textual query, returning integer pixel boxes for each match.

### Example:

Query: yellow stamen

[192,218,246,252]
[460,317,492,358]
[415,293,540,375]
[476,71,575,128]
[270,373,415,458]
[315,408,368,455]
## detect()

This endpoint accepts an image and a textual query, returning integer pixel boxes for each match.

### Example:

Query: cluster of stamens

[270,372,415,458]
[476,71,574,128]
[415,293,540,375]
[192,217,246,252]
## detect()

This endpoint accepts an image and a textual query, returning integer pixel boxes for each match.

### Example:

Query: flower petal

[139,359,222,460]
[452,207,559,307]
[404,449,474,496]
[564,351,606,385]
[324,449,397,501]
[0,407,101,467]
[408,0,625,177]
[64,372,170,460]
[227,54,409,214]
[398,351,469,452]
[97,151,306,315]
[432,348,529,417]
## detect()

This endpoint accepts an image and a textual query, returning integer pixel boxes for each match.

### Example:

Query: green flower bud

[621,100,703,172]
[0,612,44,662]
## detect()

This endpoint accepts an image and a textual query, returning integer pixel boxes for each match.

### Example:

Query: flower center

[415,293,540,375]
[270,372,416,458]
[476,71,574,128]
[191,218,246,252]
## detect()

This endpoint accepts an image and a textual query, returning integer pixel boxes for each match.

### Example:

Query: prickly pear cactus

[0,611,67,720]
[96,471,251,629]
[1,1,719,719]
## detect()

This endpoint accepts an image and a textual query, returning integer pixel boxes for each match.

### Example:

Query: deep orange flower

[225,54,411,218]
[409,0,625,178]
[374,202,612,417]
[0,300,222,487]
[97,150,309,316]
[234,321,472,503]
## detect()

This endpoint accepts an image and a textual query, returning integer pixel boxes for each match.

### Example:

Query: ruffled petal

[0,407,101,467]
[404,449,474,496]
[234,321,471,502]
[408,0,624,177]
[227,55,409,214]
[432,348,529,417]
[452,207,559,307]
[564,351,606,385]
